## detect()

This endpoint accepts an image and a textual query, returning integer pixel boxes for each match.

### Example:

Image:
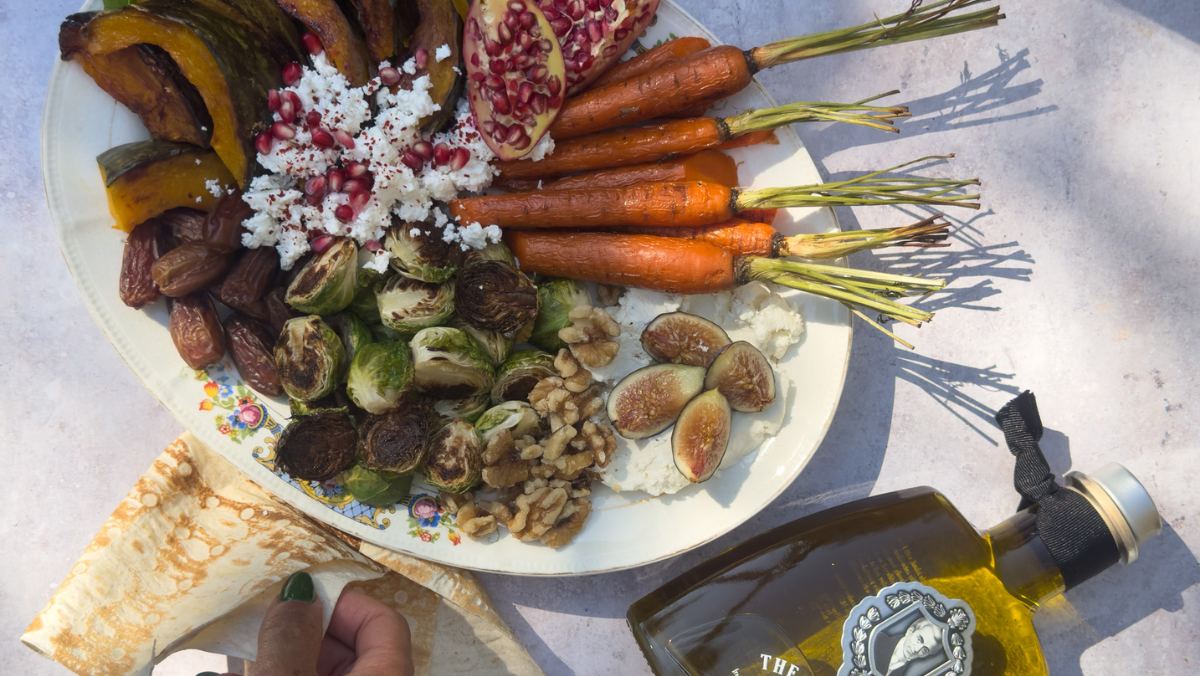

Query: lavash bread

[22,432,543,676]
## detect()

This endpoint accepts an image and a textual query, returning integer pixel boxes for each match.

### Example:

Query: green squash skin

[96,140,209,187]
[214,0,306,62]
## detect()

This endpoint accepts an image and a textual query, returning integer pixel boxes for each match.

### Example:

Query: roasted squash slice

[337,0,395,63]
[273,0,372,85]
[398,0,463,133]
[61,12,213,147]
[98,141,236,232]
[211,0,306,62]
[393,0,420,52]
[80,1,283,187]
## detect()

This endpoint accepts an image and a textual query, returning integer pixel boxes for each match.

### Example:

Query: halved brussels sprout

[410,326,495,399]
[454,259,538,335]
[347,265,385,325]
[378,276,455,332]
[433,393,492,425]
[450,316,513,365]
[275,409,357,481]
[384,222,459,283]
[345,341,414,414]
[490,349,556,404]
[359,406,433,474]
[285,238,358,314]
[275,316,346,402]
[474,401,545,444]
[530,278,591,352]
[423,419,483,494]
[328,312,375,378]
[289,391,351,418]
[371,323,407,342]
[338,465,415,507]
[462,241,515,267]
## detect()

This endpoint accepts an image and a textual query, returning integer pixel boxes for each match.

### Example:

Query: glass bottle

[627,463,1161,676]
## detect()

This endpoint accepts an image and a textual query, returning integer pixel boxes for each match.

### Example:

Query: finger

[255,571,325,676]
[326,589,414,676]
[316,632,355,676]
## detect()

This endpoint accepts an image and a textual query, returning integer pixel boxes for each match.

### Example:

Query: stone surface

[3,1,1198,675]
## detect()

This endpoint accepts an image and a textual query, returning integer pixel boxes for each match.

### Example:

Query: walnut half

[540,498,592,548]
[508,486,569,541]
[559,306,620,368]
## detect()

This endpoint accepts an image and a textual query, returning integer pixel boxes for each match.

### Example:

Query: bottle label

[836,581,975,676]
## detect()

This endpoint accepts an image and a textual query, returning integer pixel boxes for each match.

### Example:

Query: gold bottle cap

[1065,463,1162,565]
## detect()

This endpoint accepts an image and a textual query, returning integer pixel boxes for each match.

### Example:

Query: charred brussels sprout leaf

[490,349,556,404]
[474,401,544,444]
[274,316,346,402]
[285,238,358,314]
[454,259,538,334]
[385,222,459,283]
[378,275,455,332]
[328,312,375,378]
[347,265,384,324]
[276,409,358,481]
[423,419,482,493]
[530,278,591,352]
[338,465,414,507]
[346,341,414,414]
[461,241,515,267]
[359,406,432,474]
[410,326,495,399]
[433,393,492,426]
[450,315,513,365]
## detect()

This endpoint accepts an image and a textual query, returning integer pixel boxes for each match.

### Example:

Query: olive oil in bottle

[628,393,1162,676]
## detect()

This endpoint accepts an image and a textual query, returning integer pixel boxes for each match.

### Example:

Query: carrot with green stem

[496,94,909,181]
[504,230,943,348]
[453,156,980,229]
[551,0,1003,139]
[496,149,741,192]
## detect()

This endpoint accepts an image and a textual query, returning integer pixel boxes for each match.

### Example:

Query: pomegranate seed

[470,71,486,83]
[489,58,507,75]
[433,142,452,166]
[547,76,562,96]
[379,66,401,85]
[267,89,281,112]
[278,98,295,122]
[328,168,345,192]
[554,0,568,11]
[504,11,519,30]
[512,133,532,151]
[401,150,424,171]
[334,206,354,222]
[305,175,326,195]
[540,38,554,52]
[603,44,620,57]
[490,122,509,142]
[450,147,471,171]
[549,93,563,108]
[301,32,323,56]
[542,6,561,21]
[349,190,372,210]
[491,91,512,115]
[517,54,538,69]
[485,39,502,57]
[604,5,617,21]
[364,239,382,252]
[485,74,505,90]
[517,81,534,104]
[614,27,629,40]
[415,47,429,70]
[530,93,547,114]
[306,110,322,127]
[333,129,356,149]
[481,120,497,136]
[579,52,595,70]
[586,19,603,41]
[567,0,585,20]
[497,22,514,44]
[471,53,482,68]
[519,11,537,29]
[311,127,335,148]
[283,90,302,112]
[345,161,369,178]
[505,125,525,145]
[255,132,273,156]
[305,191,323,207]
[311,234,336,252]
[469,18,481,39]
[586,0,600,11]
[413,141,434,160]
[518,32,533,51]
[343,178,366,194]
[572,29,591,47]
[508,0,526,11]
[282,62,302,85]
[270,122,296,140]
[550,18,571,36]
[530,65,549,83]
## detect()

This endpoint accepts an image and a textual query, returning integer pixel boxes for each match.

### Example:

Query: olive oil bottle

[628,393,1162,676]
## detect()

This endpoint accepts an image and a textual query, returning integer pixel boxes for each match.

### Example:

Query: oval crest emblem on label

[837,581,975,676]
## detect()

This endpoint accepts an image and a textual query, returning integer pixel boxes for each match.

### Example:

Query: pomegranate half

[464,0,566,160]
[538,0,661,95]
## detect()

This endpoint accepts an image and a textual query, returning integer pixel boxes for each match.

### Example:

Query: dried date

[221,247,280,310]
[157,208,206,248]
[224,314,283,396]
[119,218,168,308]
[168,292,226,369]
[202,189,253,254]
[264,287,300,336]
[151,244,231,297]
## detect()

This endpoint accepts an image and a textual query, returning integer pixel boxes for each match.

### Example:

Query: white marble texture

[3,0,1199,674]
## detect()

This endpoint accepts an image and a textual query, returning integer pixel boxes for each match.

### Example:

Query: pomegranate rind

[606,363,705,439]
[672,388,731,483]
[640,311,731,368]
[540,0,661,96]
[704,341,776,413]
[463,0,566,160]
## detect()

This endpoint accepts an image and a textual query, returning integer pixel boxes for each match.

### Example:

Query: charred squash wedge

[393,0,420,52]
[273,0,372,85]
[98,141,237,232]
[80,1,283,187]
[208,0,305,62]
[337,0,395,63]
[399,0,462,132]
[61,13,212,147]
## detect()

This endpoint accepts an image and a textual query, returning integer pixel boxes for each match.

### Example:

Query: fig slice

[672,389,731,483]
[704,341,776,413]
[463,0,566,160]
[606,363,705,439]
[641,312,731,367]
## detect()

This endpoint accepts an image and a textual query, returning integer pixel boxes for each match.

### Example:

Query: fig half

[672,389,731,483]
[704,341,776,413]
[606,363,705,439]
[641,312,731,367]
[463,0,566,159]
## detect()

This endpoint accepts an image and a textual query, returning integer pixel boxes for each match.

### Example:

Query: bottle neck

[985,506,1066,609]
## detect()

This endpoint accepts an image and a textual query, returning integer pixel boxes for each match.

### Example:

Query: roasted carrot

[588,37,713,90]
[497,96,907,181]
[456,157,982,229]
[550,0,1003,139]
[497,150,740,192]
[740,208,778,224]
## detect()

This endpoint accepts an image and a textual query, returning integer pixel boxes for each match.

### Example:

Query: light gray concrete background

[3,0,1198,674]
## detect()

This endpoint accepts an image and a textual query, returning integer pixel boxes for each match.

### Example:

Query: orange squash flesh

[100,147,236,232]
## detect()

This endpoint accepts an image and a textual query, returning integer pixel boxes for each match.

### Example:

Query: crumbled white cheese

[362,250,392,274]
[409,227,423,238]
[525,132,555,162]
[194,158,201,165]
[401,56,418,75]
[205,179,224,198]
[440,219,503,250]
[435,44,451,62]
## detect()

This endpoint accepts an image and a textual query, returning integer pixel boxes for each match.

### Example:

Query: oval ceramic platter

[44,0,851,575]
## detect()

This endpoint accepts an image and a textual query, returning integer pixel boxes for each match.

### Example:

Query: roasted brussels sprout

[285,238,358,314]
[454,259,539,335]
[338,465,414,507]
[462,241,515,267]
[529,278,591,352]
[274,316,346,402]
[275,409,357,481]
[345,341,414,414]
[371,323,408,342]
[423,419,483,494]
[433,393,492,425]
[359,406,432,474]
[347,265,384,324]
[377,275,455,332]
[474,401,544,444]
[328,312,375,377]
[410,327,496,399]
[490,349,556,404]
[450,316,513,365]
[384,222,459,283]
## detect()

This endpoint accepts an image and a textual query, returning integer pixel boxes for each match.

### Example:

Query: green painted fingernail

[196,672,221,676]
[280,571,314,603]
